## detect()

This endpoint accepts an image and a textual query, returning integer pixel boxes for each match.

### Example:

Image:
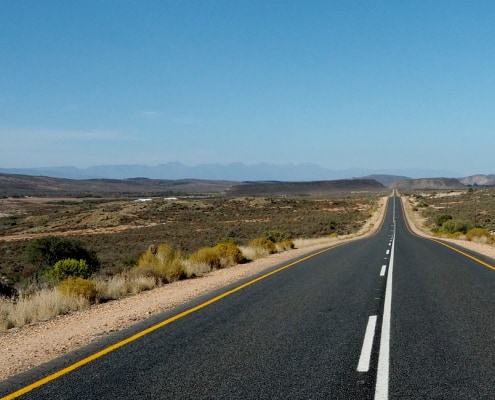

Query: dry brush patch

[0,237,292,331]
[404,189,495,244]
[402,194,495,261]
[1,194,383,284]
[0,195,387,332]
[0,289,89,331]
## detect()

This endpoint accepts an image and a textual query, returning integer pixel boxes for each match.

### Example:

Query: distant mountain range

[0,162,471,182]
[1,171,493,198]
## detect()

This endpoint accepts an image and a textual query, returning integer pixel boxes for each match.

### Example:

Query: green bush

[248,237,277,254]
[50,258,94,281]
[454,220,473,234]
[436,214,453,227]
[441,219,456,234]
[440,219,473,235]
[58,277,97,302]
[26,236,99,270]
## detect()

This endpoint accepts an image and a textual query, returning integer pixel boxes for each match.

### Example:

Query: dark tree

[26,236,100,271]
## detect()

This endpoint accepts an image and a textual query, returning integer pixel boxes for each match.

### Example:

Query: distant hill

[227,179,386,196]
[362,174,411,187]
[0,174,388,197]
[0,174,236,197]
[459,174,495,186]
[392,178,466,191]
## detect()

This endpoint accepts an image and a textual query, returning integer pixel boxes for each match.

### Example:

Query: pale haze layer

[1,1,494,177]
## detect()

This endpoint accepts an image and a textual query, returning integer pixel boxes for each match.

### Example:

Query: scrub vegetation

[406,188,495,243]
[1,234,294,331]
[0,192,383,331]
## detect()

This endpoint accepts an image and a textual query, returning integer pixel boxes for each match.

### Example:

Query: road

[1,196,494,399]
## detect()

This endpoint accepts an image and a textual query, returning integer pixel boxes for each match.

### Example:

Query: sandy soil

[2,195,494,381]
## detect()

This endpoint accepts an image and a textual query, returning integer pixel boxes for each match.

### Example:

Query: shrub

[214,241,245,267]
[183,259,213,278]
[454,220,473,234]
[436,214,453,227]
[154,244,178,265]
[0,299,14,331]
[248,237,277,255]
[189,247,221,270]
[275,240,295,251]
[134,244,186,283]
[441,219,473,235]
[128,275,157,294]
[95,275,128,301]
[26,236,99,271]
[0,288,89,331]
[49,258,94,282]
[95,274,157,301]
[442,219,456,234]
[238,245,265,261]
[186,241,244,272]
[58,277,98,302]
[465,228,494,244]
[264,230,291,243]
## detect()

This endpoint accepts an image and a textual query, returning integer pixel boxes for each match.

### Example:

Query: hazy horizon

[0,161,482,182]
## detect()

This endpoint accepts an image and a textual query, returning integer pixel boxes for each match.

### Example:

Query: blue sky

[1,1,494,177]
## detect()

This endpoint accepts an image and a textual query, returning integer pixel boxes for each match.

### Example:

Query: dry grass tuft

[133,244,186,283]
[183,260,212,278]
[293,237,336,248]
[465,228,494,244]
[275,240,295,252]
[239,245,271,261]
[0,289,89,332]
[247,237,277,255]
[95,274,157,301]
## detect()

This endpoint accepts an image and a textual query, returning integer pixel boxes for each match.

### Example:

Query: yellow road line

[429,238,495,272]
[1,244,346,400]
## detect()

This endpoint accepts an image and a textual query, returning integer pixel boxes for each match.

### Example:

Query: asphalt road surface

[1,196,494,399]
